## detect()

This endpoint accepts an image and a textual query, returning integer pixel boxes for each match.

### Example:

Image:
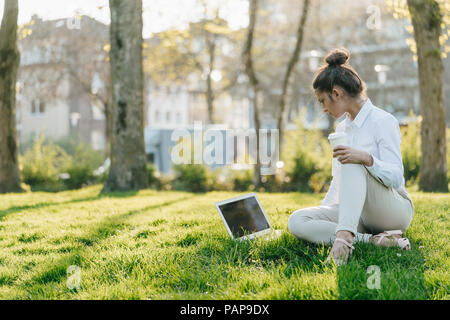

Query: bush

[64,165,96,190]
[260,174,282,192]
[172,164,209,193]
[289,152,318,192]
[20,134,105,191]
[231,169,254,192]
[57,136,105,190]
[282,109,332,193]
[20,134,70,191]
[147,163,170,190]
[400,112,450,187]
[147,163,157,187]
[400,111,421,186]
[208,167,234,191]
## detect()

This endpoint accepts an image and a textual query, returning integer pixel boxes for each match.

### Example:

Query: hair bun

[325,48,349,67]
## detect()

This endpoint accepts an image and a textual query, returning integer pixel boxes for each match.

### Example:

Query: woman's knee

[288,209,313,238]
[341,163,366,177]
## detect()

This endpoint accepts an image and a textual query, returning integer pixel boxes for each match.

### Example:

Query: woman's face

[315,88,347,119]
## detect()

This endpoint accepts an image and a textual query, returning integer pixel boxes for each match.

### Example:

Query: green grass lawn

[0,185,448,300]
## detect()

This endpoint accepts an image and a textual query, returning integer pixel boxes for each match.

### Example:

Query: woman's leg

[288,205,339,244]
[328,163,413,264]
[336,163,368,235]
[288,204,371,244]
[337,163,413,237]
[289,164,413,248]
[361,167,414,235]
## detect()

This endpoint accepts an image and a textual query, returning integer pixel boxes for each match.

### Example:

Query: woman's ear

[332,87,342,99]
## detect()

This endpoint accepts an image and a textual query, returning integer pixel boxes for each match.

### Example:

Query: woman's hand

[333,145,373,166]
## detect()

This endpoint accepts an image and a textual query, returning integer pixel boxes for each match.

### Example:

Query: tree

[64,23,111,158]
[103,0,148,192]
[196,11,230,125]
[243,0,262,188]
[143,8,239,125]
[276,0,310,155]
[185,0,242,124]
[0,0,23,193]
[406,0,448,192]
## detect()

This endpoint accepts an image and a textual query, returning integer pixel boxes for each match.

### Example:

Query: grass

[0,185,448,300]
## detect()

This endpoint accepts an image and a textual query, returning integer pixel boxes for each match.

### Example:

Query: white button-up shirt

[322,98,409,207]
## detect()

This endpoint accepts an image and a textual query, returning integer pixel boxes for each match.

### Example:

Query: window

[39,101,45,113]
[92,104,105,120]
[30,100,45,116]
[91,130,105,150]
[31,100,36,114]
[166,111,171,123]
[147,153,155,163]
[176,112,182,123]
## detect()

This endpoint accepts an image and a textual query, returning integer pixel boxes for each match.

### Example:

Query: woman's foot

[326,230,355,266]
[369,230,411,250]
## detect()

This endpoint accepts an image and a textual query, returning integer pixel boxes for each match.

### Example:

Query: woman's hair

[312,48,366,98]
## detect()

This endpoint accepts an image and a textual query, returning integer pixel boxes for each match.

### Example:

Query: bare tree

[205,28,217,125]
[190,6,239,124]
[103,0,148,192]
[0,0,23,193]
[407,0,448,192]
[243,0,262,188]
[277,0,310,155]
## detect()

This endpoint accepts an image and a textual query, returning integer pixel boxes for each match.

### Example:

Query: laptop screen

[218,196,270,238]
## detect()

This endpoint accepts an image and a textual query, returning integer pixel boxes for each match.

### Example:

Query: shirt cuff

[364,155,386,186]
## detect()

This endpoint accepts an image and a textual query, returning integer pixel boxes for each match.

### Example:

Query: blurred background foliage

[19,133,105,191]
[18,117,446,194]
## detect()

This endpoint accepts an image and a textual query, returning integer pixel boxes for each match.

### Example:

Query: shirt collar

[345,98,373,128]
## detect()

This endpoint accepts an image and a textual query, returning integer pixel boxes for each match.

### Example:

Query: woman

[288,48,414,266]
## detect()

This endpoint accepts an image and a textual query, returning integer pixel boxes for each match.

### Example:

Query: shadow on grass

[0,189,146,221]
[146,232,431,299]
[20,195,195,297]
[145,231,332,298]
[0,196,101,221]
[336,240,428,299]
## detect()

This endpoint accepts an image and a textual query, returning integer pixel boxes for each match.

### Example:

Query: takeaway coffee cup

[328,132,347,150]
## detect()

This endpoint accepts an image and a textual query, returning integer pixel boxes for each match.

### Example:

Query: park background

[0,0,448,300]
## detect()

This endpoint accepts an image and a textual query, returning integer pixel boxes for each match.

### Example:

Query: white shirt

[322,98,408,207]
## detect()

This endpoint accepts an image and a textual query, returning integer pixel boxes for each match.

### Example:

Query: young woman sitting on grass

[288,48,414,266]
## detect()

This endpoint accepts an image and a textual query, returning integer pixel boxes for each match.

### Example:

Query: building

[16,15,109,150]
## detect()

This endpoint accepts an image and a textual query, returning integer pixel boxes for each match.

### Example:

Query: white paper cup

[328,132,347,150]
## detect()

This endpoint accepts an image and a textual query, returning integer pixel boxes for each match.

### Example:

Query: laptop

[215,193,282,241]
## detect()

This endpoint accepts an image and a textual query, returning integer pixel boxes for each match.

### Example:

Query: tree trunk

[244,0,262,188]
[277,0,310,156]
[103,0,148,192]
[206,37,216,124]
[407,0,448,192]
[0,0,23,194]
[103,100,112,159]
[252,89,262,187]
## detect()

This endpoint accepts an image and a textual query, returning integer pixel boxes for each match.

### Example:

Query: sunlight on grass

[0,185,448,299]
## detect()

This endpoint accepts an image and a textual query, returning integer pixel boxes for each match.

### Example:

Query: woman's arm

[332,115,404,189]
[364,116,404,189]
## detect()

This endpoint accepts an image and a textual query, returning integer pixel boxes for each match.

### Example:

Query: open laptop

[215,193,282,241]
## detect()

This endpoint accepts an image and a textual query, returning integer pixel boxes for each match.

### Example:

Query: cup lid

[328,132,346,140]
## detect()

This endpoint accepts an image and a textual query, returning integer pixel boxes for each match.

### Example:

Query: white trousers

[288,164,414,244]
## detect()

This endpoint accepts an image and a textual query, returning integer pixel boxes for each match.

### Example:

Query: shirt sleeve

[364,116,404,189]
